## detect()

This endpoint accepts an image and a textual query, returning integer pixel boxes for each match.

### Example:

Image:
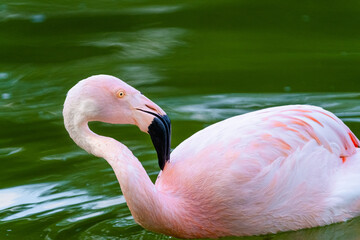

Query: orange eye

[116,90,126,98]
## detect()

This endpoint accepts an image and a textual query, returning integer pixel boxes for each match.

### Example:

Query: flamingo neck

[68,120,167,231]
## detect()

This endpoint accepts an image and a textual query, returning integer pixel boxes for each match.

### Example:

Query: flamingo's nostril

[145,104,157,112]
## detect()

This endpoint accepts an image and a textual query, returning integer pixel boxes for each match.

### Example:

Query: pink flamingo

[63,75,360,238]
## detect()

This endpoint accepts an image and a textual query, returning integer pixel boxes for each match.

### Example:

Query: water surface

[1,1,360,239]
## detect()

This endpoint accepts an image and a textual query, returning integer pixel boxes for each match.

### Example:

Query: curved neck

[67,120,166,230]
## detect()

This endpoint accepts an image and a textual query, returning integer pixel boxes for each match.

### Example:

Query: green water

[1,1,360,239]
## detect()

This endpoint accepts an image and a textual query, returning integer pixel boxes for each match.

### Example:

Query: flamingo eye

[116,90,126,98]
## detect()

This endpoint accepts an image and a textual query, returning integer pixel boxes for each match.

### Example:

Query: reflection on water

[164,93,360,123]
[0,147,23,157]
[82,27,186,86]
[0,182,128,239]
[1,0,360,239]
[41,150,88,161]
[83,28,185,60]
[0,183,95,221]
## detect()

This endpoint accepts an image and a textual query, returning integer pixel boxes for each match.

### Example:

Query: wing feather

[170,105,359,166]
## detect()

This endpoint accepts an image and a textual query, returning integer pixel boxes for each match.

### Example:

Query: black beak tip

[147,114,171,170]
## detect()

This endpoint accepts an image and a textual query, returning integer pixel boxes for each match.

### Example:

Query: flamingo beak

[136,108,171,170]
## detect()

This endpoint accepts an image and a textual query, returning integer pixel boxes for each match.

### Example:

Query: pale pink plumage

[63,75,360,238]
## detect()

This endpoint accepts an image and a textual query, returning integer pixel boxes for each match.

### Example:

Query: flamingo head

[63,74,171,170]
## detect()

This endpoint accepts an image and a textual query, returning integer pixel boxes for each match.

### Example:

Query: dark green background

[1,1,360,239]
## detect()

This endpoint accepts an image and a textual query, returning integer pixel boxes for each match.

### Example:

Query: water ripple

[161,92,360,123]
[0,147,23,157]
[0,182,98,221]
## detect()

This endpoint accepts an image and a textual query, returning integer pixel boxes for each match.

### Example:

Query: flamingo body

[63,75,360,238]
[156,105,360,237]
